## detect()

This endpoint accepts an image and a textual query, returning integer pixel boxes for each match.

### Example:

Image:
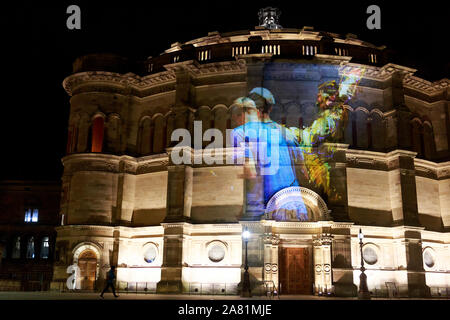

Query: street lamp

[358,228,371,300]
[241,227,252,297]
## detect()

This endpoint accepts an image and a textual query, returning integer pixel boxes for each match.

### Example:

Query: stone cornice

[414,159,450,180]
[63,60,246,97]
[63,60,447,101]
[164,59,246,78]
[314,54,352,64]
[63,71,176,96]
[404,76,450,95]
[338,63,415,82]
[346,149,417,171]
[345,149,449,178]
[62,153,169,175]
[170,29,384,51]
[55,225,115,233]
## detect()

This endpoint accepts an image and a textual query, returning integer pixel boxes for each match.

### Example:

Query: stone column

[156,223,186,293]
[164,162,193,222]
[157,147,193,293]
[404,229,430,297]
[323,143,350,221]
[397,151,420,226]
[263,232,280,292]
[115,158,137,225]
[313,233,334,295]
[243,174,265,221]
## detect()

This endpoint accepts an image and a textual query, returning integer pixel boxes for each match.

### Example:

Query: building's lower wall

[50,223,450,297]
[181,267,241,293]
[352,270,409,296]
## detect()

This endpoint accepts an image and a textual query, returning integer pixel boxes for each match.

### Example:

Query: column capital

[313,233,334,246]
[263,233,280,245]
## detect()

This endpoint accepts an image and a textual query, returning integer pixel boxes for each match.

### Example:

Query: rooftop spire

[258,7,282,30]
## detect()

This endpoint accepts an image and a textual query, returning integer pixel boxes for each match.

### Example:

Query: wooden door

[279,247,311,294]
[78,250,97,290]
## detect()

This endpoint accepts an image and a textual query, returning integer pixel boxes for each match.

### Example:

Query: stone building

[0,180,60,291]
[50,9,450,297]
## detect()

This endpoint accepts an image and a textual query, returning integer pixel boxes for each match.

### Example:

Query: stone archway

[265,187,330,221]
[78,249,97,290]
[72,242,101,290]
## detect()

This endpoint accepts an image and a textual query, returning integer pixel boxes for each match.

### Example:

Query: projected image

[231,64,365,221]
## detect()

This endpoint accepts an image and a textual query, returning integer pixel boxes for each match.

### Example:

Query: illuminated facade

[51,10,450,297]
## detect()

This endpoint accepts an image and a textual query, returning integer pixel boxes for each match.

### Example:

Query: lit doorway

[279,247,312,294]
[78,249,97,290]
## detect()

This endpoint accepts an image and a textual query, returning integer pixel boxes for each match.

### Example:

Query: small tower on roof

[258,7,283,30]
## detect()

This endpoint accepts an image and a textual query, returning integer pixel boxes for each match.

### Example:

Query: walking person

[100,266,119,298]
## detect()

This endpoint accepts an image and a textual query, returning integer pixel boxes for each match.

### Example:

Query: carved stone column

[156,223,185,293]
[263,233,280,292]
[313,233,334,295]
[323,143,350,221]
[404,229,430,297]
[398,153,420,227]
[164,161,193,222]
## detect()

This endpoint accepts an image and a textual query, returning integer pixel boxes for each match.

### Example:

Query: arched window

[370,112,386,151]
[351,118,357,147]
[152,115,166,153]
[91,116,105,153]
[139,117,153,155]
[197,107,212,148]
[367,121,373,149]
[355,109,369,149]
[105,115,121,153]
[26,237,35,259]
[213,105,228,146]
[411,119,424,157]
[12,236,21,259]
[343,109,354,146]
[423,122,436,159]
[40,237,50,259]
[166,113,175,148]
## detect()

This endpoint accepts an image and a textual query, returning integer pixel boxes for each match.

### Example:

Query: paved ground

[0,291,445,300]
[0,291,344,300]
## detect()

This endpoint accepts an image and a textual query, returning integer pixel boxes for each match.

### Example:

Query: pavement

[0,291,446,300]
[0,291,355,300]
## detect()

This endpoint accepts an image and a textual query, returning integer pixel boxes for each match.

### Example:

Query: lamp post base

[358,291,371,300]
[358,270,371,300]
[241,270,252,297]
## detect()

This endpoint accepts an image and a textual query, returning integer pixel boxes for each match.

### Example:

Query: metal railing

[262,280,280,299]
[117,281,157,294]
[187,283,238,296]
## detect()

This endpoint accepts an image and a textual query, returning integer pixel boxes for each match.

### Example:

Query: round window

[362,246,378,265]
[423,249,435,268]
[143,245,157,263]
[208,244,225,263]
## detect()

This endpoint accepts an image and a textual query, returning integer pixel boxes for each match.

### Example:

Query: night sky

[0,1,448,181]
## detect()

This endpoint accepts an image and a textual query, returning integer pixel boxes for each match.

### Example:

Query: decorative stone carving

[313,233,334,295]
[265,187,330,222]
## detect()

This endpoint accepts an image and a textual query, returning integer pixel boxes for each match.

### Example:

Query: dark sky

[0,1,448,181]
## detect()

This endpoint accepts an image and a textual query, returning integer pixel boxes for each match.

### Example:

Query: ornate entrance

[279,247,312,294]
[78,249,97,290]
